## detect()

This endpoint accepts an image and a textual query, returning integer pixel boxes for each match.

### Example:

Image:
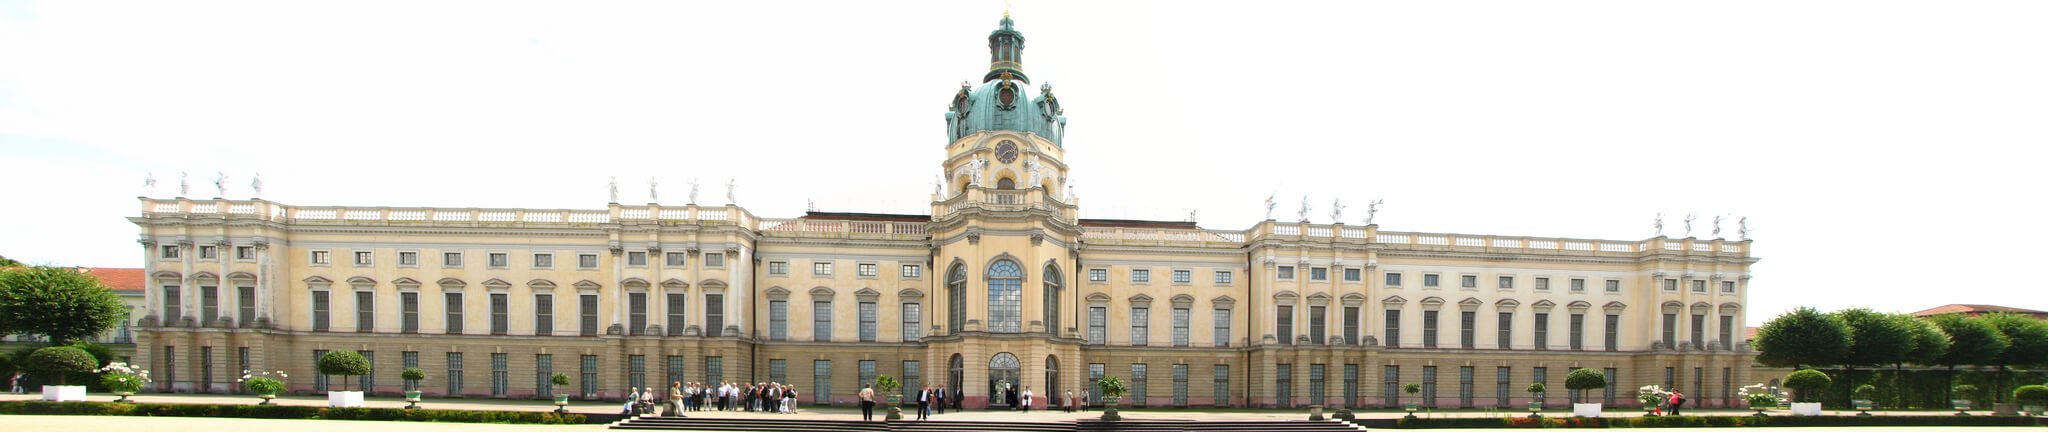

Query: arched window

[1043,263,1062,335]
[1045,355,1060,405]
[947,263,967,335]
[996,178,1016,189]
[987,259,1023,333]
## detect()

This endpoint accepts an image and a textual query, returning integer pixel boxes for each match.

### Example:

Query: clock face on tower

[995,140,1019,164]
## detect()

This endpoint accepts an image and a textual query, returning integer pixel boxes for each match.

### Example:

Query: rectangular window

[1381,365,1400,408]
[580,294,599,336]
[1692,280,1706,293]
[1090,364,1106,397]
[446,352,463,396]
[202,286,219,327]
[1276,305,1294,345]
[1309,364,1326,408]
[1132,363,1150,407]
[1498,312,1514,349]
[235,246,255,260]
[354,250,373,266]
[1723,367,1734,407]
[238,286,255,328]
[1213,271,1232,284]
[1213,308,1232,347]
[1343,306,1360,345]
[580,355,598,398]
[1607,314,1621,351]
[629,355,646,390]
[310,250,329,265]
[1309,305,1327,345]
[628,293,647,335]
[665,252,687,267]
[1606,279,1621,292]
[161,245,180,259]
[858,263,877,277]
[1459,366,1474,408]
[1423,273,1439,288]
[401,292,419,333]
[443,252,463,267]
[488,252,508,268]
[1496,367,1512,408]
[355,291,375,332]
[858,301,878,342]
[1088,306,1106,344]
[1172,269,1191,284]
[768,359,785,388]
[1662,313,1677,348]
[1344,268,1362,282]
[537,354,555,396]
[164,285,183,325]
[768,300,788,340]
[578,254,598,269]
[1344,364,1360,409]
[1276,266,1294,280]
[1173,363,1190,407]
[901,303,922,341]
[358,351,375,392]
[1460,311,1476,349]
[902,361,920,400]
[444,293,463,334]
[813,261,833,275]
[665,293,684,336]
[1722,281,1736,293]
[1130,306,1150,346]
[703,253,724,268]
[705,294,725,337]
[1499,276,1515,289]
[1534,312,1549,350]
[1606,368,1619,405]
[1720,315,1735,351]
[1422,366,1438,408]
[532,253,553,269]
[535,294,554,336]
[1275,363,1291,407]
[1461,275,1477,288]
[1569,313,1585,351]
[1533,367,1548,405]
[901,264,921,278]
[1537,277,1552,290]
[310,349,325,392]
[859,360,876,391]
[1171,307,1190,347]
[1692,313,1707,350]
[1213,365,1230,407]
[1386,272,1403,287]
[1663,278,1678,291]
[1132,269,1150,283]
[200,346,213,392]
[398,251,418,266]
[491,353,508,397]
[624,251,645,266]
[812,360,831,404]
[1422,310,1439,348]
[705,357,723,388]
[490,293,509,335]
[814,301,833,342]
[1384,309,1401,347]
[1571,278,1586,292]
[198,245,216,260]
[1311,267,1328,281]
[1088,268,1107,282]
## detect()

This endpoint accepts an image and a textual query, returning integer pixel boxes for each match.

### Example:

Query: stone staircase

[611,417,1075,432]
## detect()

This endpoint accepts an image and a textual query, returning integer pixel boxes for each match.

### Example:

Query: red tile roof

[79,267,146,292]
[1913,304,2048,317]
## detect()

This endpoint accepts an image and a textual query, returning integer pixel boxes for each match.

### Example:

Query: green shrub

[2015,384,2048,405]
[0,401,585,424]
[400,367,427,382]
[316,351,370,391]
[1565,368,1605,391]
[1524,382,1545,396]
[1782,369,1831,402]
[25,346,96,385]
[1095,375,1127,397]
[549,372,571,391]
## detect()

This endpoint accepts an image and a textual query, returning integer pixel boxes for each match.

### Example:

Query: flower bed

[0,401,588,424]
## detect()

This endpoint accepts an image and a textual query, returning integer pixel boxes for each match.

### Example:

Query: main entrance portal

[988,352,1019,408]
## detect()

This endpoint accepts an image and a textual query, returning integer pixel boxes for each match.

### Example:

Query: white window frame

[768,261,789,275]
[235,246,256,261]
[1423,273,1440,288]
[309,249,331,266]
[1386,272,1403,288]
[198,245,217,260]
[398,250,420,268]
[627,251,648,267]
[1213,270,1233,285]
[487,252,509,269]
[160,245,181,260]
[443,251,464,268]
[665,252,687,267]
[578,253,598,269]
[1310,267,1329,281]
[1343,268,1362,282]
[1721,281,1736,293]
[704,252,725,268]
[1461,274,1479,289]
[1131,268,1151,284]
[1277,266,1295,280]
[857,263,878,278]
[1088,268,1109,283]
[353,250,374,267]
[1606,279,1622,293]
[813,261,834,276]
[901,264,922,279]
[1570,278,1586,292]
[1172,269,1192,285]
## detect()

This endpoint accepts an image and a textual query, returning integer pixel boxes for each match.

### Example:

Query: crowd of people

[623,381,804,416]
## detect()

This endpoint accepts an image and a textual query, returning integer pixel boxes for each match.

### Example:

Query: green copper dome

[945,15,1066,146]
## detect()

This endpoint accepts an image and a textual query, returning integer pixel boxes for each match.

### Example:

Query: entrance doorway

[988,352,1020,408]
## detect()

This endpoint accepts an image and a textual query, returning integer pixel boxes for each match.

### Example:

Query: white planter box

[42,385,86,402]
[328,391,366,407]
[1573,403,1602,417]
[1791,402,1823,416]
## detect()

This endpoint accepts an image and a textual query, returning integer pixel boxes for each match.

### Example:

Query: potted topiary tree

[1402,383,1422,420]
[1952,384,1978,415]
[1565,368,1605,418]
[1096,376,1128,421]
[27,346,97,402]
[316,350,371,407]
[400,368,428,409]
[550,372,573,413]
[1637,385,1666,416]
[1782,369,1831,416]
[2014,384,2048,417]
[239,370,287,405]
[1739,383,1778,416]
[1851,384,1877,416]
[875,374,902,420]
[1525,382,1547,418]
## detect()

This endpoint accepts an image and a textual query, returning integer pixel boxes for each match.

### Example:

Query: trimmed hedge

[0,401,586,424]
[1386,415,2043,429]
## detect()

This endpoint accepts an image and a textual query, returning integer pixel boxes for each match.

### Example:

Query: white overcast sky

[4,1,2045,324]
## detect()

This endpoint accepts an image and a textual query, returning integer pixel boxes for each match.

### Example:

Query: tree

[1754,307,1852,369]
[2014,385,2048,407]
[25,346,96,386]
[0,266,128,344]
[1900,315,1950,408]
[316,350,371,392]
[549,372,571,396]
[1565,368,1606,404]
[0,255,23,267]
[1834,308,1913,406]
[1978,313,2048,403]
[1930,314,2008,403]
[1782,369,1832,403]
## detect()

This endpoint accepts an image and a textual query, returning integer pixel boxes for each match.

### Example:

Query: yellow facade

[125,14,1758,409]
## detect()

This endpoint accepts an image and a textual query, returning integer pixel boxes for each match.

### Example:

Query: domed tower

[927,12,1084,410]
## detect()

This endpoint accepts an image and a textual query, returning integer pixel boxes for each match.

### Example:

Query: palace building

[127,14,1759,409]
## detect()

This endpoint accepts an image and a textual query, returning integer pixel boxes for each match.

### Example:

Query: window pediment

[661,278,689,289]
[765,286,791,301]
[227,272,257,281]
[1495,298,1521,310]
[855,287,881,302]
[1170,294,1195,307]
[573,280,602,291]
[1211,295,1237,309]
[482,278,513,289]
[898,288,925,299]
[392,277,422,288]
[526,279,556,289]
[1603,301,1628,313]
[345,276,375,288]
[436,277,465,288]
[810,286,836,299]
[1381,295,1408,307]
[621,277,650,289]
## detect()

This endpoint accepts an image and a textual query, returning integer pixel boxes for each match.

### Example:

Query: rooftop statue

[689,179,700,205]
[609,177,619,203]
[1263,192,1277,220]
[1365,199,1383,225]
[1298,195,1312,223]
[250,173,264,197]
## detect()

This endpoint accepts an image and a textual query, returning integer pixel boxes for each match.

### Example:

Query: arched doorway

[988,352,1020,408]
[949,353,964,409]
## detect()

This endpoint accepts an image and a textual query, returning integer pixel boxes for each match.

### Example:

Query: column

[257,242,271,325]
[179,240,195,326]
[141,239,158,318]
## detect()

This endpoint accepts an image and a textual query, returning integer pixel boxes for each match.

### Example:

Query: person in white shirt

[859,384,877,422]
[1020,386,1033,413]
